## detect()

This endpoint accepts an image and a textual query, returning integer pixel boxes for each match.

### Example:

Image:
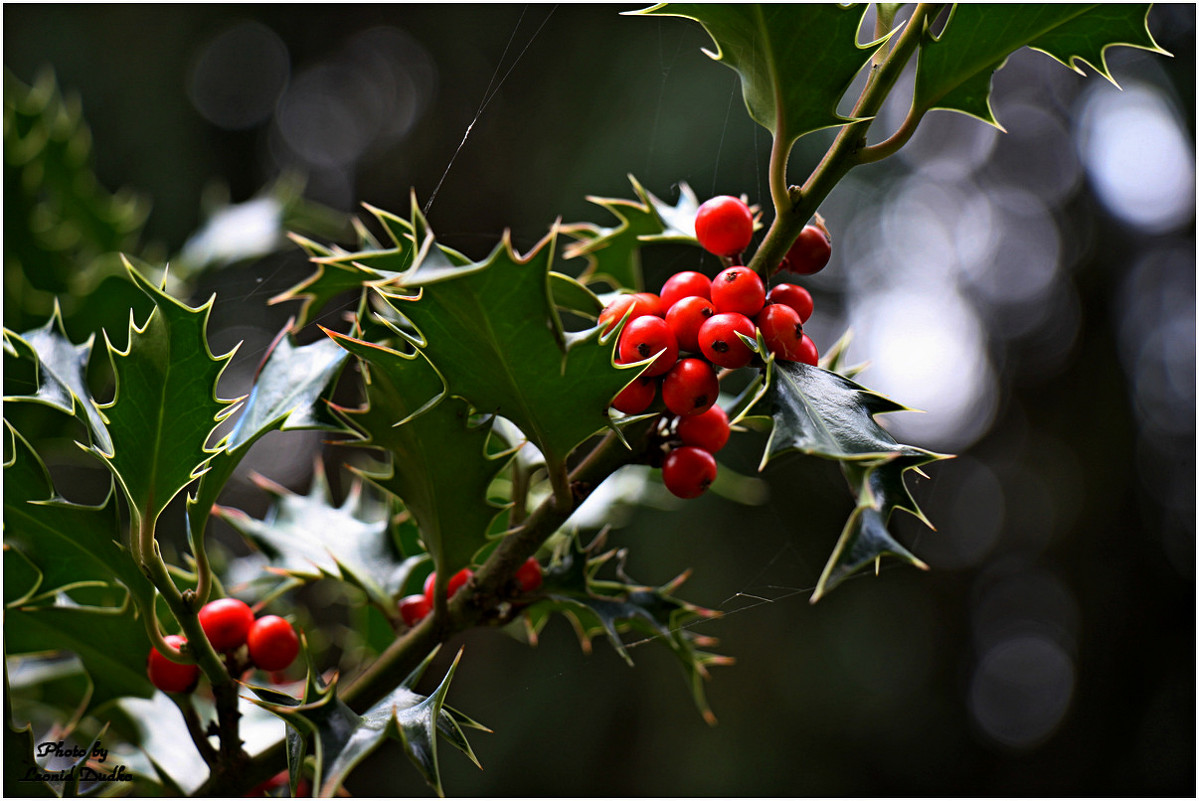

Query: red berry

[756,303,807,362]
[197,597,255,653]
[659,271,712,308]
[147,635,200,694]
[694,196,754,257]
[247,615,299,672]
[698,312,757,369]
[665,295,715,353]
[598,293,660,335]
[780,224,831,275]
[611,375,657,414]
[515,557,543,593]
[661,446,718,499]
[424,568,474,608]
[448,567,473,597]
[677,405,730,453]
[617,316,678,377]
[661,358,719,417]
[398,594,431,627]
[766,283,814,323]
[710,267,766,317]
[797,333,819,366]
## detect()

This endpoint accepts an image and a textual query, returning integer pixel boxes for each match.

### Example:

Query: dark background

[5,4,1195,796]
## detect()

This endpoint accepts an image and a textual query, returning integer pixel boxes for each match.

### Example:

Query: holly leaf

[376,213,633,478]
[3,304,111,452]
[757,361,949,600]
[274,202,471,329]
[214,463,412,610]
[324,332,508,579]
[90,258,238,529]
[561,175,702,290]
[187,329,350,568]
[5,596,154,711]
[811,453,944,602]
[913,5,1167,127]
[4,421,152,605]
[634,4,888,148]
[523,532,730,725]
[252,647,485,798]
[759,360,934,467]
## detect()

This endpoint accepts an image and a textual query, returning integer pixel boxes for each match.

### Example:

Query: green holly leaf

[634,4,888,148]
[325,332,508,579]
[187,330,350,566]
[274,202,472,329]
[3,305,112,452]
[377,216,633,479]
[90,259,238,530]
[252,647,485,798]
[523,532,730,725]
[811,453,944,602]
[5,596,154,711]
[214,462,412,611]
[4,421,151,604]
[759,361,934,467]
[561,175,702,290]
[757,361,949,600]
[913,5,1167,127]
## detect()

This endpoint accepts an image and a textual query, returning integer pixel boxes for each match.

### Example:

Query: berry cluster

[146,598,300,694]
[397,557,543,627]
[602,195,831,500]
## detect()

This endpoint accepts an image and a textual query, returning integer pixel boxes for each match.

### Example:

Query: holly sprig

[2,5,1167,797]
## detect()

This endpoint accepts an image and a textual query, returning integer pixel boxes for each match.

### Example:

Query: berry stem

[746,3,939,279]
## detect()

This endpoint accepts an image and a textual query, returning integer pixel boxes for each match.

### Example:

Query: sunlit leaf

[3,304,111,451]
[215,463,411,610]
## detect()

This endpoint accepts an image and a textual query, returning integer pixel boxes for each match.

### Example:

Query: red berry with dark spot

[665,296,715,353]
[617,316,678,377]
[756,303,807,362]
[515,557,543,593]
[694,196,754,257]
[247,616,299,672]
[677,405,730,453]
[147,635,200,694]
[662,446,718,499]
[198,597,256,653]
[661,358,719,417]
[659,271,712,308]
[766,283,814,323]
[780,224,831,275]
[698,312,757,369]
[398,594,431,627]
[710,267,766,317]
[611,375,657,414]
